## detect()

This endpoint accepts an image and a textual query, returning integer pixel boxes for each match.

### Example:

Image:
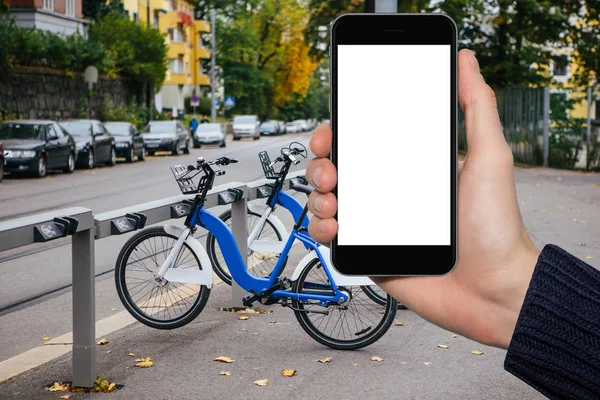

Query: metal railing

[0,169,306,388]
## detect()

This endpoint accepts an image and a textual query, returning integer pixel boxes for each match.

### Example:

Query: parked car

[0,141,4,182]
[59,119,116,169]
[260,121,280,136]
[0,120,76,177]
[193,122,226,148]
[141,120,190,155]
[292,119,309,132]
[232,115,260,141]
[276,120,287,134]
[103,122,145,163]
[285,122,299,133]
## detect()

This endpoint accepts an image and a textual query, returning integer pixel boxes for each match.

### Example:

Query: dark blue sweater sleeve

[504,244,600,399]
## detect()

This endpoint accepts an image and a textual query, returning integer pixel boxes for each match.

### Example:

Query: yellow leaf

[108,383,117,392]
[253,379,268,386]
[219,371,231,376]
[423,362,432,366]
[134,357,152,362]
[394,321,404,326]
[128,353,135,357]
[437,344,449,349]
[282,369,296,377]
[96,338,109,345]
[111,308,117,311]
[42,335,50,341]
[371,356,384,362]
[451,334,458,338]
[269,320,276,324]
[59,395,72,399]
[135,360,153,368]
[239,316,250,320]
[318,357,332,363]
[214,356,235,363]
[352,363,359,367]
[586,255,596,260]
[47,382,69,392]
[472,350,485,355]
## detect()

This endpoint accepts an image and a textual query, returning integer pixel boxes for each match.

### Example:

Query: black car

[59,120,116,169]
[0,120,76,178]
[0,140,4,182]
[103,122,145,163]
[141,120,190,156]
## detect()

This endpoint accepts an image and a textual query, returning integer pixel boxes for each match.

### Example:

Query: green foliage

[548,92,586,169]
[184,95,212,116]
[82,0,126,20]
[100,98,171,129]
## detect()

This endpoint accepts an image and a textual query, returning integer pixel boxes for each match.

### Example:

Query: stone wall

[0,67,144,120]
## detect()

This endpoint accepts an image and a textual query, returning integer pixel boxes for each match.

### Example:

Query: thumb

[458,49,509,158]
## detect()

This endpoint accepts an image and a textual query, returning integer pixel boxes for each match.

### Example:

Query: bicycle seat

[292,183,314,196]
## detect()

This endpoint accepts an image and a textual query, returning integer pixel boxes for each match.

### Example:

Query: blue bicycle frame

[189,203,348,305]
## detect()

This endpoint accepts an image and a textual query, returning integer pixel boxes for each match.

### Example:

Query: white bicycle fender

[291,246,375,286]
[163,225,213,288]
[247,203,289,253]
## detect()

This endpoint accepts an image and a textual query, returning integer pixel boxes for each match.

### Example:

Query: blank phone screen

[336,44,451,246]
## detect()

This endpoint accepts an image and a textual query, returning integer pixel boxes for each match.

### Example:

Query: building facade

[8,0,88,35]
[121,0,211,116]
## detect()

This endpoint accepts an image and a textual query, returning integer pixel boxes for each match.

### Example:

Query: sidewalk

[1,167,598,400]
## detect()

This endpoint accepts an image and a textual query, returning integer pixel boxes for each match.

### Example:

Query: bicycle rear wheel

[361,286,408,310]
[115,226,210,329]
[292,259,397,350]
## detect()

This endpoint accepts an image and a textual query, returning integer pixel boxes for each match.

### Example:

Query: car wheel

[126,146,135,163]
[193,141,200,149]
[36,156,47,178]
[63,153,75,173]
[220,139,226,148]
[148,151,155,156]
[172,142,182,156]
[0,162,3,182]
[87,151,95,169]
[233,136,240,141]
[108,147,117,166]
[253,134,260,140]
[183,139,190,154]
[138,148,145,161]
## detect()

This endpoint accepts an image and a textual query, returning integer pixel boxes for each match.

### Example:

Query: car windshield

[0,123,44,140]
[196,123,221,132]
[261,123,275,128]
[233,116,255,124]
[59,122,91,136]
[143,122,175,133]
[104,123,130,136]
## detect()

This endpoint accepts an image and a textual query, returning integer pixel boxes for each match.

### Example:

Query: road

[0,132,314,360]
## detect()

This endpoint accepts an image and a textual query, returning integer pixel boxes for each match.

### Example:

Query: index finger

[309,124,332,158]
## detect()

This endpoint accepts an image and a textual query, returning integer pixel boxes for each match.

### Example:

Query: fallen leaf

[96,338,109,345]
[318,357,332,363]
[379,311,385,314]
[472,350,485,355]
[282,369,296,377]
[253,379,268,386]
[128,353,135,357]
[423,362,432,366]
[134,357,153,368]
[371,356,384,362]
[437,344,449,349]
[42,335,50,341]
[239,316,250,320]
[106,350,112,354]
[111,308,117,311]
[451,334,458,338]
[47,382,69,392]
[59,395,72,399]
[578,243,587,246]
[108,383,117,392]
[214,356,235,363]
[586,255,596,260]
[269,320,276,324]
[219,371,231,376]
[394,321,404,326]
[352,363,359,367]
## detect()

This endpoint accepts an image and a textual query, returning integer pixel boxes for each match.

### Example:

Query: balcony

[166,73,187,85]
[196,75,210,86]
[194,20,210,33]
[196,47,210,59]
[167,42,186,59]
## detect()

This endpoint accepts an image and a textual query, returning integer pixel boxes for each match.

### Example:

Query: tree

[82,0,126,20]
[566,1,600,87]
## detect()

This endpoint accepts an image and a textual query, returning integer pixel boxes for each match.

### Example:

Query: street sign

[190,95,199,106]
[224,96,235,108]
[215,99,221,107]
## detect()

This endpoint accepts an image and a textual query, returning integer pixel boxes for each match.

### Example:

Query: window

[169,28,184,43]
[46,125,58,139]
[133,12,138,22]
[552,56,569,77]
[43,0,54,11]
[169,58,184,74]
[595,100,600,120]
[65,0,75,17]
[169,0,175,11]
[52,123,64,138]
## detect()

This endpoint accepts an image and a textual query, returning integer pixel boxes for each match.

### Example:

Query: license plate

[146,143,159,148]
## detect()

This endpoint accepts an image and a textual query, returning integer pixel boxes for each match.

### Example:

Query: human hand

[306,49,540,349]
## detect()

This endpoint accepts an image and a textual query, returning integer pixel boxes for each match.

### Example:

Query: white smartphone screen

[336,44,451,246]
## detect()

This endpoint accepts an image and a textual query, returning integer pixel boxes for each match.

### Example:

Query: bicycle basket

[170,165,203,195]
[259,150,278,179]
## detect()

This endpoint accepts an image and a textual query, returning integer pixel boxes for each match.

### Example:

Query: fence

[0,169,306,388]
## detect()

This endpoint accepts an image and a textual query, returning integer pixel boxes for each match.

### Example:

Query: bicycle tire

[115,226,211,329]
[292,258,397,350]
[361,286,408,310]
[206,209,284,285]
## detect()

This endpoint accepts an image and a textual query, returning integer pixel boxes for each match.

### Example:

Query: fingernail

[312,167,322,189]
[469,50,480,71]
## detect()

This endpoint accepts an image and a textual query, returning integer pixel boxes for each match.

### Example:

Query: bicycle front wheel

[361,286,408,310]
[115,226,211,329]
[292,259,397,350]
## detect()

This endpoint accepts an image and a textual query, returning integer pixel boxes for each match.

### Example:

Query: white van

[232,115,260,141]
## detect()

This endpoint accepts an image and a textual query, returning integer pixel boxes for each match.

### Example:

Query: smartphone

[330,13,457,276]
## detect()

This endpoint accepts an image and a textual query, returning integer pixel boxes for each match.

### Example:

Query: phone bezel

[329,13,458,276]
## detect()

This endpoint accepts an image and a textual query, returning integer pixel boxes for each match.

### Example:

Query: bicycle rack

[288,175,308,190]
[255,183,274,199]
[218,187,245,205]
[34,216,79,243]
[109,212,147,235]
[170,199,195,218]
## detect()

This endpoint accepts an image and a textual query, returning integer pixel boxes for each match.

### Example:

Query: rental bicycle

[206,142,406,309]
[115,156,398,350]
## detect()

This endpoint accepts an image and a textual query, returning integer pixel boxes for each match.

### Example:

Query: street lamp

[84,66,98,119]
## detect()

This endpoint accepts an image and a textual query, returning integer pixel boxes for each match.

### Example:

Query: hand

[306,49,540,349]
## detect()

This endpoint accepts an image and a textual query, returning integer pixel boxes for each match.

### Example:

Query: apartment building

[8,0,88,35]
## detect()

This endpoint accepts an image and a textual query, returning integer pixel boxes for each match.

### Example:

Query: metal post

[71,228,96,388]
[586,86,592,144]
[542,87,550,167]
[230,199,247,308]
[374,0,397,12]
[210,9,217,123]
[146,0,152,122]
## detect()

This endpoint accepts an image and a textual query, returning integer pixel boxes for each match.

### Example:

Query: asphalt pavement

[0,139,599,399]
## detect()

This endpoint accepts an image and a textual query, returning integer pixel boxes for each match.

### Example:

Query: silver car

[232,115,260,141]
[193,123,226,148]
[141,120,190,156]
